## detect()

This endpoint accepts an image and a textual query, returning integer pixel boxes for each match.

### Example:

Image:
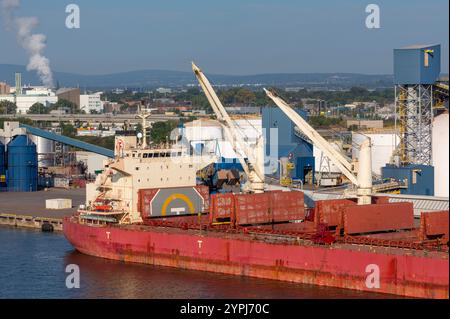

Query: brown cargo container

[209,193,235,224]
[343,202,414,235]
[419,210,449,241]
[270,191,305,222]
[314,199,357,229]
[235,193,271,226]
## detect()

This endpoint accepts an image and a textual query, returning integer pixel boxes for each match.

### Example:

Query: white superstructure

[84,134,217,224]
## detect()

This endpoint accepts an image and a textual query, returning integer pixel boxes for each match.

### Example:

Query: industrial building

[0,121,113,192]
[381,44,448,196]
[80,92,104,113]
[56,88,80,108]
[262,106,314,184]
[75,151,109,175]
[0,73,58,114]
[0,82,11,95]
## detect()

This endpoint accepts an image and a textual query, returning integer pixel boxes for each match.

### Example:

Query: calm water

[0,227,388,299]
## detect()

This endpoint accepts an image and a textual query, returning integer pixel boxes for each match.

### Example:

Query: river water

[0,227,387,299]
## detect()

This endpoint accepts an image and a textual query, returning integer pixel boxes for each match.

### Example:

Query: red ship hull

[63,217,449,299]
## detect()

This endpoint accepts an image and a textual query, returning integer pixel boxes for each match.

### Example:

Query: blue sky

[0,0,448,75]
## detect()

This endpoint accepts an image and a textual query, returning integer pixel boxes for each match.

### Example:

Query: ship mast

[136,106,152,149]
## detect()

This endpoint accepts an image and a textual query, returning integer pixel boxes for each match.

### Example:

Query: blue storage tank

[7,135,38,192]
[0,141,5,187]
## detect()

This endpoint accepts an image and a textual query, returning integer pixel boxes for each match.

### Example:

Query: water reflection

[64,250,387,299]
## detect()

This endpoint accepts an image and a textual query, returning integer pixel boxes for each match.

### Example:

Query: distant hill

[0,64,394,89]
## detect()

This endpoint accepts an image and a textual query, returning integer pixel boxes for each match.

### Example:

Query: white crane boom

[192,62,265,193]
[264,88,372,205]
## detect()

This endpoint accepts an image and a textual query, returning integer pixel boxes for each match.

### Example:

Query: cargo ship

[63,130,449,299]
[63,65,449,299]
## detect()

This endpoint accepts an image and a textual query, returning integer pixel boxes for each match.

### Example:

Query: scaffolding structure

[396,84,433,166]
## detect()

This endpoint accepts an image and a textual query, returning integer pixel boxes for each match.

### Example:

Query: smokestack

[1,0,54,88]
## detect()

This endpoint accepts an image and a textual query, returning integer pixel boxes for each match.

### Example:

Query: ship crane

[264,88,373,205]
[192,62,265,193]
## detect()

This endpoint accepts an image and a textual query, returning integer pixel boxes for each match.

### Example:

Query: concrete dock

[0,188,85,231]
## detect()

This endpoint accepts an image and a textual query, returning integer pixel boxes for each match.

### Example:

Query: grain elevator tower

[394,44,441,165]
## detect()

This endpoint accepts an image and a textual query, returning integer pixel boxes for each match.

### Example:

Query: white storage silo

[352,131,399,176]
[432,113,449,197]
[30,135,55,167]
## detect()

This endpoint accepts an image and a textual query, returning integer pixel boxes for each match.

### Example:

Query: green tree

[150,121,178,144]
[235,88,256,104]
[27,102,48,114]
[50,99,79,114]
[75,136,115,150]
[349,87,369,96]
[0,100,17,114]
[120,104,129,113]
[309,116,344,128]
[60,122,77,137]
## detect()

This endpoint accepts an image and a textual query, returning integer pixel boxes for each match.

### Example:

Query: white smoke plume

[0,0,19,28]
[1,0,54,87]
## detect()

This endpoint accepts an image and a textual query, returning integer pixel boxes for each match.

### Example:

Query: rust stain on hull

[64,218,449,299]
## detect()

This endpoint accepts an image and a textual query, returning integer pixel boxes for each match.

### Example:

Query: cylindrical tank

[0,141,6,186]
[432,113,449,197]
[7,135,38,192]
[352,132,399,176]
[30,135,55,167]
